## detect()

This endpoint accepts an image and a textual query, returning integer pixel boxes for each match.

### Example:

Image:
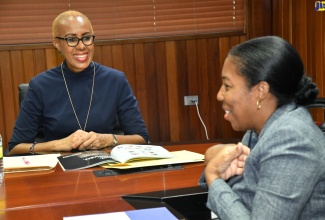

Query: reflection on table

[1,143,216,220]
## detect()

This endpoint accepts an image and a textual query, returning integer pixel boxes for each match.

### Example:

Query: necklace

[61,62,96,131]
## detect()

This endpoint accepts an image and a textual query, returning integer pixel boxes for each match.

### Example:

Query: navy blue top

[8,61,149,151]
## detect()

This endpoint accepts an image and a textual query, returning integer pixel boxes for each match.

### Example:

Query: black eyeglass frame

[55,35,95,47]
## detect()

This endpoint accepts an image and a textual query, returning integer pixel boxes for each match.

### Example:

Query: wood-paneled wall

[1,0,324,151]
[272,0,325,95]
[0,34,247,150]
[271,0,325,124]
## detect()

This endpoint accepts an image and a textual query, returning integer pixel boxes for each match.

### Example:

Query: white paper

[4,154,60,173]
[63,212,130,220]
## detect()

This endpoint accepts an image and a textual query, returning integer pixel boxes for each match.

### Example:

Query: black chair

[18,83,124,136]
[18,83,29,108]
[306,98,325,134]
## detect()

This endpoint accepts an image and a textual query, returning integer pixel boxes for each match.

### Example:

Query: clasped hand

[204,143,250,186]
[58,129,109,151]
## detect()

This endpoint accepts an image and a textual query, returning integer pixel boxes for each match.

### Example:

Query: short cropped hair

[52,10,94,38]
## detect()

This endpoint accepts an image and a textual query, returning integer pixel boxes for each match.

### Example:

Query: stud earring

[256,100,261,110]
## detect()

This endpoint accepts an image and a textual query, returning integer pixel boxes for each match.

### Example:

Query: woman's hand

[204,142,250,186]
[84,132,112,150]
[56,130,111,151]
[204,144,231,165]
[54,130,88,151]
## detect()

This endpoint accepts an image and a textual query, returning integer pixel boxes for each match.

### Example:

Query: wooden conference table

[0,142,216,220]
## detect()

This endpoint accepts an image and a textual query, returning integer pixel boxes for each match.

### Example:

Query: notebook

[4,154,60,173]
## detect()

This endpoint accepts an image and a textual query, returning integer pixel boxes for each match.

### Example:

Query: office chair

[306,98,325,134]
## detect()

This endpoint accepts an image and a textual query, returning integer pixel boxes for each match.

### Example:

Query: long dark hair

[228,36,318,106]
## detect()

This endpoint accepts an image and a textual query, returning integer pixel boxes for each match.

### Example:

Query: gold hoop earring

[256,100,261,110]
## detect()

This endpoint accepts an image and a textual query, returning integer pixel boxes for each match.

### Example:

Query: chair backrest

[306,98,325,134]
[18,83,124,136]
[18,83,29,109]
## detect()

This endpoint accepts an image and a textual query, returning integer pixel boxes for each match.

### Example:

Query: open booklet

[57,144,175,171]
[102,150,204,169]
[4,154,60,173]
[110,144,174,163]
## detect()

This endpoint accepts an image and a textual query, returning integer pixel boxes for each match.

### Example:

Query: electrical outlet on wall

[184,95,198,106]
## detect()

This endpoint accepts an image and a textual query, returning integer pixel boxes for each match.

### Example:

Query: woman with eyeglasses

[8,10,149,154]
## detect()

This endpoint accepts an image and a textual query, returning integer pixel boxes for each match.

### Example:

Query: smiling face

[53,14,94,73]
[217,56,259,131]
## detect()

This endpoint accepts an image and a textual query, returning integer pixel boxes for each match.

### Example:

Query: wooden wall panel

[133,44,148,125]
[10,50,24,115]
[45,48,60,70]
[100,45,113,68]
[0,68,6,142]
[144,42,160,142]
[291,0,307,61]
[196,39,209,140]
[175,40,191,141]
[305,2,324,122]
[154,42,169,142]
[166,41,181,142]
[8,0,317,150]
[0,51,17,144]
[34,49,47,74]
[123,44,136,90]
[206,38,220,139]
[271,0,325,125]
[247,0,272,38]
[186,39,201,140]
[112,45,124,72]
[22,50,36,82]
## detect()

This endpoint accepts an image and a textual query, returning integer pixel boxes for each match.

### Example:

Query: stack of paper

[4,154,60,173]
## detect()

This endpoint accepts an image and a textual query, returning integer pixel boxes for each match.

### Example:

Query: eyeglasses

[55,35,95,47]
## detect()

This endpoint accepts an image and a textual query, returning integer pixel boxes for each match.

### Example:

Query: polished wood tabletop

[0,143,216,220]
